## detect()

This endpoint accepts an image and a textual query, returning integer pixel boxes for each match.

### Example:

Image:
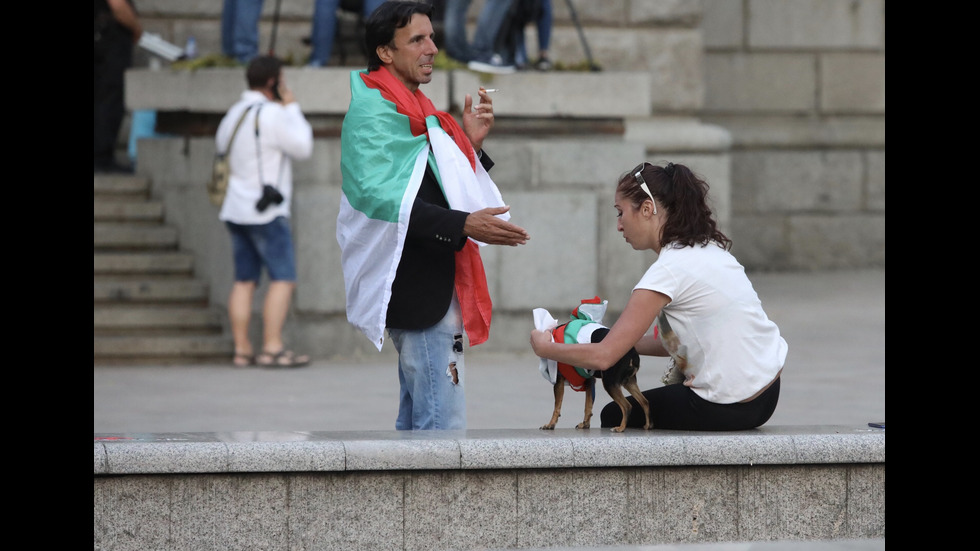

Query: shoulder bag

[208,104,256,207]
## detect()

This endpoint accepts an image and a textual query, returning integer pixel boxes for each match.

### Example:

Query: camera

[255,184,284,212]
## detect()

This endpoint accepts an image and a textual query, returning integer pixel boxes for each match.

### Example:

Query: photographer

[216,55,314,368]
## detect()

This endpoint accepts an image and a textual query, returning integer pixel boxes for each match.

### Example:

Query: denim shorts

[225,216,297,283]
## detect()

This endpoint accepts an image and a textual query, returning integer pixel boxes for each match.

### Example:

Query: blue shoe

[467,54,515,75]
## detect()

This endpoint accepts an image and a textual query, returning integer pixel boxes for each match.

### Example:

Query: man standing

[94,0,142,173]
[337,1,530,430]
[216,55,313,368]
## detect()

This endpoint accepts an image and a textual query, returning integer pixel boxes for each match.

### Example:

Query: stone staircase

[94,174,232,365]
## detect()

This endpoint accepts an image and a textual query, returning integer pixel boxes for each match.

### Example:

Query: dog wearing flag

[533,297,652,432]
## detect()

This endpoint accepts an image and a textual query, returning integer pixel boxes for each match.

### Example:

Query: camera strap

[253,104,286,189]
[218,103,258,156]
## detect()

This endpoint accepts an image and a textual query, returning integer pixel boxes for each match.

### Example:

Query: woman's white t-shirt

[634,243,787,404]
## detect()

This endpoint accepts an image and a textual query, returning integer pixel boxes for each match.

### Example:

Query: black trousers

[94,30,133,166]
[600,377,780,431]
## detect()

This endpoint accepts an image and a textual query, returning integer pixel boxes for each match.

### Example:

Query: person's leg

[221,0,237,58]
[361,0,386,17]
[599,378,782,431]
[469,0,515,62]
[388,296,466,430]
[534,0,553,70]
[261,280,295,353]
[600,384,699,430]
[94,31,132,169]
[225,221,263,365]
[537,0,552,55]
[308,0,340,66]
[252,216,309,366]
[229,281,257,365]
[442,0,473,62]
[393,344,416,430]
[514,29,527,69]
[232,0,265,64]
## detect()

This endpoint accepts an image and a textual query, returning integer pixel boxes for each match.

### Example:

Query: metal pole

[268,0,283,55]
[563,0,600,71]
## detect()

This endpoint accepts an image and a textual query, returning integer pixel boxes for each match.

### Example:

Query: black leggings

[599,378,780,431]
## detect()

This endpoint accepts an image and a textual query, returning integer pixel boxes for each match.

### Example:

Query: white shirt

[634,243,788,404]
[216,90,313,224]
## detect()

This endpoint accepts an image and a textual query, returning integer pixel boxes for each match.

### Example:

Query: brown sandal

[232,352,255,368]
[256,349,310,368]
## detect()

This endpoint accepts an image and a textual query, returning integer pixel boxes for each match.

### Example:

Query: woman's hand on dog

[530,329,553,357]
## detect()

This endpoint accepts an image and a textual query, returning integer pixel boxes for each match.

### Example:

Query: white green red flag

[336,67,508,350]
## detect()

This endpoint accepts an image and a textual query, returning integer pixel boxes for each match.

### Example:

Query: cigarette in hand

[483,88,500,93]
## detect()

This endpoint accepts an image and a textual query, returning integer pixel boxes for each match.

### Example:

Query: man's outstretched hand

[463,206,530,246]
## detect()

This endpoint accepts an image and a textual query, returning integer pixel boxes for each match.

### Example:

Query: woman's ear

[641,200,655,218]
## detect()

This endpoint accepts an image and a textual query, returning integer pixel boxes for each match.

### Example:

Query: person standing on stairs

[306,0,386,67]
[216,55,313,368]
[94,0,142,173]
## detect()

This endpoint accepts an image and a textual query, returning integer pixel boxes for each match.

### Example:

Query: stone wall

[124,0,884,273]
[94,426,886,550]
[700,0,885,270]
[116,1,884,357]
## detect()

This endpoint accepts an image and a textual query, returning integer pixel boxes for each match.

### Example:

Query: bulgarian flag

[336,67,508,350]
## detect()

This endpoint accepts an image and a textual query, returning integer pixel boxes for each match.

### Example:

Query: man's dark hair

[246,55,284,89]
[364,1,434,72]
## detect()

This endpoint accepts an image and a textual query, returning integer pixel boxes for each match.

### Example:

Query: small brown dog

[537,298,652,432]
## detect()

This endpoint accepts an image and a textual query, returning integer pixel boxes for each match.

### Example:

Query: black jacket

[385,151,494,329]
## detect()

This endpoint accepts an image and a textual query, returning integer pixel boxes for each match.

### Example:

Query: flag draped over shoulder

[337,67,508,350]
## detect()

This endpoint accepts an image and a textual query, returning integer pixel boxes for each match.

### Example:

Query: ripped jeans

[388,295,466,430]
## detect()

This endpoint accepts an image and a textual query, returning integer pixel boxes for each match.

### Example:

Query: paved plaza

[94,269,885,434]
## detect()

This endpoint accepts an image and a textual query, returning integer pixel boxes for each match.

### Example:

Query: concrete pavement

[489,542,884,551]
[94,269,885,434]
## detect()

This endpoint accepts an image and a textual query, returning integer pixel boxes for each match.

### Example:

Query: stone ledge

[95,425,883,475]
[624,116,733,152]
[701,114,885,148]
[125,67,652,118]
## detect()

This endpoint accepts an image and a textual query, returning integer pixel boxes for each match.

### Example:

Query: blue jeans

[225,216,297,283]
[221,0,265,64]
[308,0,385,66]
[516,0,552,66]
[443,0,514,63]
[388,296,466,430]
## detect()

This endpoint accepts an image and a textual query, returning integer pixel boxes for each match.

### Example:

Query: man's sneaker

[467,54,516,75]
[534,57,553,72]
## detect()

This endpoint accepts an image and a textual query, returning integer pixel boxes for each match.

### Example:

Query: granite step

[94,305,223,332]
[94,278,210,303]
[94,200,165,222]
[94,334,234,365]
[94,174,229,365]
[94,223,179,249]
[94,252,196,276]
[93,173,149,198]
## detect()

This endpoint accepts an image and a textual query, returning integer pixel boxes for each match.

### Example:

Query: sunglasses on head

[633,162,656,214]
